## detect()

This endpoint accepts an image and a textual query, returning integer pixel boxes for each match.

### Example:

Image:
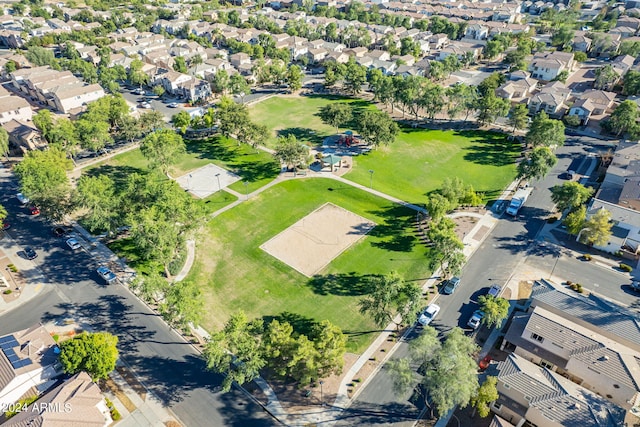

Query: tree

[58,332,118,381]
[75,119,112,152]
[594,65,619,90]
[388,327,439,396]
[138,111,166,134]
[525,111,565,148]
[471,376,499,418]
[75,175,119,233]
[273,134,309,172]
[343,59,367,95]
[310,320,346,379]
[140,129,186,175]
[623,70,640,96]
[508,104,528,135]
[172,110,192,134]
[14,147,73,220]
[173,56,187,73]
[318,103,353,132]
[152,85,165,97]
[517,146,557,181]
[359,272,422,329]
[212,69,230,96]
[217,96,251,138]
[286,64,303,91]
[0,204,7,230]
[563,205,586,235]
[355,110,399,147]
[204,311,266,392]
[427,217,465,278]
[573,51,587,62]
[550,181,593,212]
[425,328,479,415]
[25,46,57,67]
[551,25,574,50]
[49,118,79,161]
[163,280,204,330]
[580,208,612,246]
[128,59,148,87]
[475,92,509,126]
[0,128,8,159]
[426,193,451,221]
[607,100,639,136]
[477,295,509,328]
[33,109,54,141]
[130,270,169,304]
[230,74,250,103]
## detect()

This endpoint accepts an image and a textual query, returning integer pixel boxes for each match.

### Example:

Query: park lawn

[249,94,371,148]
[346,129,520,206]
[88,136,279,194]
[188,178,432,353]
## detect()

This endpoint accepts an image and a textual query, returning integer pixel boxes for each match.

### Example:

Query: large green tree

[525,111,565,148]
[517,147,557,181]
[355,110,399,147]
[508,104,529,135]
[0,128,8,159]
[471,376,499,418]
[59,332,119,381]
[607,100,639,136]
[75,175,119,233]
[343,59,367,95]
[75,119,112,152]
[477,295,509,328]
[550,181,593,212]
[163,280,204,330]
[286,64,303,91]
[563,205,586,235]
[580,208,612,246]
[273,134,309,172]
[14,147,73,220]
[594,64,619,90]
[427,217,465,278]
[318,103,353,132]
[359,272,422,329]
[140,129,186,175]
[204,311,266,392]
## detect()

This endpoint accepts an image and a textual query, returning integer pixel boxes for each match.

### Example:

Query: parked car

[2,222,9,231]
[418,304,441,326]
[66,238,82,251]
[16,193,29,204]
[96,266,117,284]
[631,280,640,292]
[488,284,502,298]
[29,206,40,216]
[24,246,37,260]
[167,102,179,108]
[442,277,461,295]
[140,102,151,109]
[53,227,68,237]
[134,88,145,95]
[467,310,485,329]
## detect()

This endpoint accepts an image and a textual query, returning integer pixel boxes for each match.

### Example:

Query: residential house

[429,33,449,50]
[343,46,368,58]
[617,16,640,31]
[2,119,44,152]
[368,49,391,61]
[392,54,415,66]
[502,298,640,410]
[3,372,112,427]
[370,59,397,75]
[307,48,328,63]
[528,51,575,81]
[0,86,32,125]
[153,69,193,96]
[579,89,616,114]
[51,83,105,114]
[610,26,637,38]
[568,98,597,125]
[527,81,571,117]
[612,54,636,78]
[178,78,211,102]
[464,23,489,40]
[496,78,538,102]
[0,324,59,409]
[573,34,592,52]
[229,52,251,68]
[488,353,626,427]
[437,42,482,62]
[395,64,423,77]
[324,51,349,64]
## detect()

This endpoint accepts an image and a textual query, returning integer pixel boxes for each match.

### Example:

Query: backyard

[187,178,432,353]
[250,94,520,205]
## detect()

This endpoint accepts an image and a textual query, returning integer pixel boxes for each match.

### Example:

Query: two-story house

[527,81,571,117]
[528,51,575,81]
[0,86,32,125]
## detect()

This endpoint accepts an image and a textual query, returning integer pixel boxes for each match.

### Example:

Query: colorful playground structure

[337,130,359,147]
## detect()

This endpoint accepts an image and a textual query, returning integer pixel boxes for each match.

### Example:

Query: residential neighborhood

[1,0,640,425]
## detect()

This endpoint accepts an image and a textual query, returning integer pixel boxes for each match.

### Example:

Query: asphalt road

[0,167,276,427]
[338,134,618,425]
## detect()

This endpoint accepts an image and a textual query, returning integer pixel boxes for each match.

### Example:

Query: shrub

[7,264,17,272]
[565,280,573,286]
[583,254,592,261]
[3,290,11,295]
[615,250,624,257]
[569,283,578,290]
[620,263,633,272]
[576,284,584,293]
[563,114,581,127]
[52,334,59,342]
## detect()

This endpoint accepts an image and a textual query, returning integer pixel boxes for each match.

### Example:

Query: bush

[7,264,17,273]
[583,254,592,261]
[563,114,581,127]
[620,263,633,272]
[565,280,573,286]
[576,284,584,293]
[167,250,187,276]
[3,290,11,295]
[105,398,121,421]
[615,250,624,257]
[569,283,577,290]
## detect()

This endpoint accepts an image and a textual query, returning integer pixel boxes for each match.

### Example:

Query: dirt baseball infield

[260,203,376,277]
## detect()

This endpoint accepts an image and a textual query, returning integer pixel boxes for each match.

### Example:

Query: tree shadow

[85,164,146,193]
[262,311,319,338]
[460,130,521,167]
[368,204,421,253]
[307,272,374,296]
[186,137,239,162]
[278,127,324,146]
[232,159,281,183]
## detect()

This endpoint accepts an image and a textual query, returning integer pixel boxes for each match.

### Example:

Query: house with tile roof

[502,301,640,410]
[488,353,626,427]
[2,372,112,427]
[528,51,575,81]
[0,324,59,410]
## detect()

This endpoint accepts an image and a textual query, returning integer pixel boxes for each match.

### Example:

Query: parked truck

[506,186,533,216]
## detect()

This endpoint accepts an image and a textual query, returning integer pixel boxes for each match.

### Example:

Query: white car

[16,193,29,204]
[418,304,441,326]
[66,238,81,251]
[140,102,151,109]
[167,102,179,108]
[468,310,485,330]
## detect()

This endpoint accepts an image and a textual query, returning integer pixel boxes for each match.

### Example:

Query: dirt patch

[260,203,375,277]
[517,280,533,300]
[0,249,27,303]
[100,377,137,413]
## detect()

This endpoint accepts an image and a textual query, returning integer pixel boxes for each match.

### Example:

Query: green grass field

[88,136,280,194]
[188,178,432,353]
[347,129,519,206]
[249,94,371,148]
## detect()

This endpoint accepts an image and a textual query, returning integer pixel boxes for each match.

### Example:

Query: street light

[243,181,248,200]
[368,169,374,189]
[319,380,324,406]
[215,173,221,192]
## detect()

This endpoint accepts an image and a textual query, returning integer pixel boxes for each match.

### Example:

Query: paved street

[0,167,276,427]
[337,134,618,425]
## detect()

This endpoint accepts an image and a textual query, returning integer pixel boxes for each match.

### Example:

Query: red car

[29,206,40,216]
[1,222,9,230]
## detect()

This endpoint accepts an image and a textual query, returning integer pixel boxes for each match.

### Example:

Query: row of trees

[205,311,346,392]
